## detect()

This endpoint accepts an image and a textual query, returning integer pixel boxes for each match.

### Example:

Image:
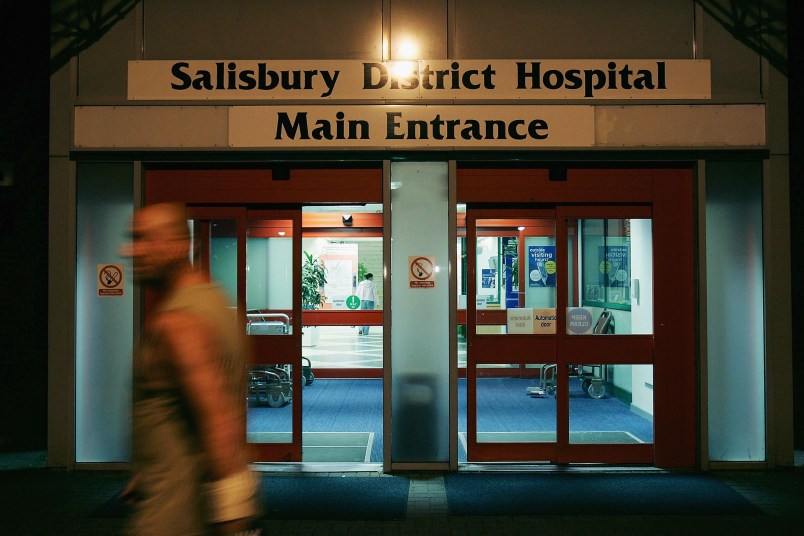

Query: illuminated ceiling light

[278,231,286,236]
[397,39,418,59]
[389,60,417,79]
[518,226,525,231]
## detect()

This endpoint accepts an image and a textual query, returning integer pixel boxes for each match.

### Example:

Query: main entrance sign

[228,105,594,148]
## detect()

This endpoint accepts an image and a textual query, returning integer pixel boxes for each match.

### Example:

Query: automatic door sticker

[98,264,124,296]
[409,256,436,288]
[533,308,557,334]
[507,308,534,334]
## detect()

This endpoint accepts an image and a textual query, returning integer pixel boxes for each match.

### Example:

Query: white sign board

[129,59,711,101]
[321,243,358,310]
[507,308,534,334]
[533,308,557,334]
[229,105,593,148]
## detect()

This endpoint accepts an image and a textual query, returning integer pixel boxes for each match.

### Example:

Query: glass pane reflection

[247,218,293,335]
[475,218,556,336]
[188,218,238,308]
[566,218,653,335]
[246,364,293,444]
[568,364,654,444]
[474,364,557,443]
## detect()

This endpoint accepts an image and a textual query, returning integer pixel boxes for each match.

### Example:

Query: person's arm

[157,310,258,532]
[158,310,243,479]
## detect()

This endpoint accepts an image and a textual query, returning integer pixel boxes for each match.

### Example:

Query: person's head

[364,273,373,280]
[121,202,192,286]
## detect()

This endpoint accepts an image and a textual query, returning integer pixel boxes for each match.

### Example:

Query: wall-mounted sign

[229,105,594,148]
[566,307,593,334]
[507,308,534,334]
[409,256,436,288]
[98,264,124,296]
[129,59,711,101]
[533,308,557,334]
[599,245,630,307]
[507,307,557,334]
[481,268,497,289]
[321,243,358,309]
[345,295,361,310]
[528,245,556,287]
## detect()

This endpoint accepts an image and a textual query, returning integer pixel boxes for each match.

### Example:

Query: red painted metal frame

[650,169,696,468]
[461,168,695,468]
[466,207,561,462]
[145,167,384,463]
[301,310,383,326]
[554,204,654,465]
[183,207,301,461]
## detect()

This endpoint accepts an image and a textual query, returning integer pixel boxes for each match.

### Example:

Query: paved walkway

[0,451,802,535]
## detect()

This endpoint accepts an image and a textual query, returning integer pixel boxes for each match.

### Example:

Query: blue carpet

[95,474,410,520]
[444,473,763,516]
[245,378,653,464]
[248,379,385,462]
[261,475,408,520]
[457,377,654,462]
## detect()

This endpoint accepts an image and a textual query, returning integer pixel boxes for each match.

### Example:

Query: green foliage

[302,251,327,310]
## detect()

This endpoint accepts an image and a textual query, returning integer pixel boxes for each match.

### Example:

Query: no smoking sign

[409,256,436,288]
[98,264,124,296]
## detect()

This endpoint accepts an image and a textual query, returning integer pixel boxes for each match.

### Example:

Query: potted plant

[301,251,327,346]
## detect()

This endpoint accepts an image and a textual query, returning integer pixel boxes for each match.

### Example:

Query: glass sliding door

[465,206,656,464]
[556,207,654,463]
[186,207,305,462]
[245,211,302,461]
[298,204,385,464]
[465,209,558,462]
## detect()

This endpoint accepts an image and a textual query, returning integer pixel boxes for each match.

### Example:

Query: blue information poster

[599,245,630,288]
[528,245,556,287]
[481,268,497,289]
[502,237,519,309]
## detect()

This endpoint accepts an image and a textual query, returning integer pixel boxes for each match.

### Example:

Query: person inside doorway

[120,203,261,535]
[357,272,377,335]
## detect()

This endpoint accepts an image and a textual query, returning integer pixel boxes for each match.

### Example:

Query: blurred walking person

[121,203,260,535]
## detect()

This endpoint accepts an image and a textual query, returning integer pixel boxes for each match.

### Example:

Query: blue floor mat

[444,472,763,516]
[95,474,410,521]
[261,475,409,520]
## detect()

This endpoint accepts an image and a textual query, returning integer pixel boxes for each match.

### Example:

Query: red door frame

[466,208,560,462]
[144,167,384,462]
[459,167,696,468]
[179,207,303,462]
[245,209,304,461]
[145,167,385,377]
[555,204,654,465]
